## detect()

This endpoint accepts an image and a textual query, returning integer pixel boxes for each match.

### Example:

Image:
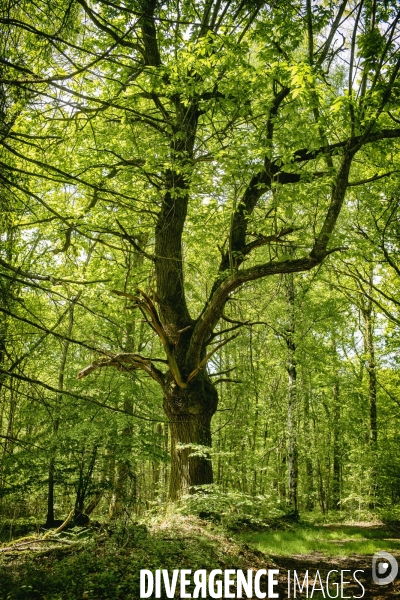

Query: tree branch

[217,86,291,274]
[112,289,187,388]
[186,333,240,384]
[0,257,109,285]
[187,147,356,368]
[0,368,166,421]
[293,129,400,164]
[316,0,348,65]
[77,352,165,386]
[76,0,143,53]
[348,171,399,186]
[242,228,295,255]
[115,220,155,261]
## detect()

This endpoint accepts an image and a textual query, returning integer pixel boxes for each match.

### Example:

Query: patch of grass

[241,524,400,557]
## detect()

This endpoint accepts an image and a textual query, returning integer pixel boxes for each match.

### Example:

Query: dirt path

[268,552,400,598]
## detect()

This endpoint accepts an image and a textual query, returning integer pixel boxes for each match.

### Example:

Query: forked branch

[112,289,187,388]
[77,352,166,386]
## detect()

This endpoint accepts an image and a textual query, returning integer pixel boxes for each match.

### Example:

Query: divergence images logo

[372,551,398,585]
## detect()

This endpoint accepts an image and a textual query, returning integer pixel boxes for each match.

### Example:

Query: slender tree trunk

[46,456,57,526]
[317,459,326,514]
[162,423,168,502]
[74,445,98,524]
[304,384,314,511]
[361,294,378,507]
[152,422,164,500]
[287,357,298,514]
[285,272,299,516]
[163,373,218,500]
[250,327,259,494]
[108,394,134,518]
[0,210,13,401]
[0,382,17,496]
[47,250,93,525]
[46,294,79,527]
[331,380,341,510]
[108,414,133,517]
[75,463,85,516]
[279,451,286,501]
[0,220,14,495]
[305,455,314,511]
[108,370,136,516]
[109,241,148,517]
[84,489,104,516]
[0,318,7,400]
[362,303,377,446]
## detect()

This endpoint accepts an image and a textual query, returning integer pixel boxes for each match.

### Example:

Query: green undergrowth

[1,504,400,599]
[0,518,42,544]
[178,487,288,531]
[241,523,400,557]
[0,514,265,600]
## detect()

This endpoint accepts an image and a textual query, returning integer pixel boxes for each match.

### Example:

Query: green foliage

[1,0,400,549]
[180,487,286,530]
[0,516,261,599]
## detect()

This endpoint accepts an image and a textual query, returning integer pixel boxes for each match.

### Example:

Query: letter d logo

[372,551,398,585]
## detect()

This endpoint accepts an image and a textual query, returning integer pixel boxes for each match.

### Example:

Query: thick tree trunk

[163,374,218,500]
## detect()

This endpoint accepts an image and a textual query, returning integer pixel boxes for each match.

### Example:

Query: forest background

[1,0,400,580]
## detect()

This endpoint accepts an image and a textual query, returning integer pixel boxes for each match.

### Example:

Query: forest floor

[240,520,400,598]
[0,514,399,599]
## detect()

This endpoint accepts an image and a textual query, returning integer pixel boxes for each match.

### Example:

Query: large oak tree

[1,0,400,499]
